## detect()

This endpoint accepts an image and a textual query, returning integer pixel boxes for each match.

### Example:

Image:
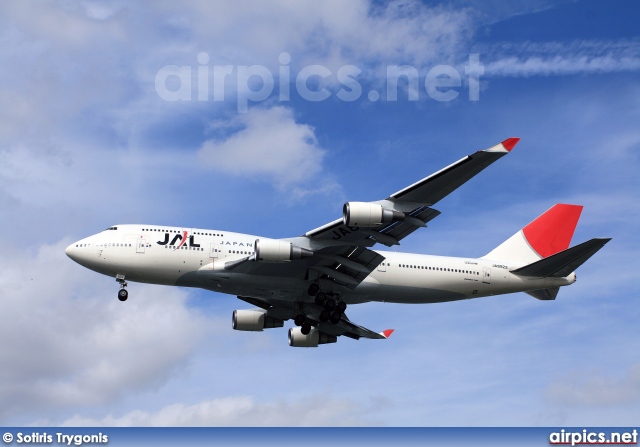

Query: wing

[304,137,519,247]
[219,243,386,290]
[303,206,441,248]
[229,139,517,344]
[222,138,519,291]
[237,296,393,341]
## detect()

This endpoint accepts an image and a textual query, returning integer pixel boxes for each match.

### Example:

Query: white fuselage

[66,224,575,305]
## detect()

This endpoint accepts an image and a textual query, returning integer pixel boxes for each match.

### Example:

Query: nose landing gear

[116,274,128,301]
[118,288,129,301]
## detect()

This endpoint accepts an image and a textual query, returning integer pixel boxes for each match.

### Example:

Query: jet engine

[254,238,312,262]
[342,202,405,227]
[288,327,337,347]
[232,309,284,331]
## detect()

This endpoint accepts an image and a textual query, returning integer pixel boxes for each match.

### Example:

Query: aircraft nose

[65,243,77,261]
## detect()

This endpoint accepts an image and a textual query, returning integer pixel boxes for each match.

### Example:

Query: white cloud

[198,106,326,189]
[482,40,640,77]
[148,0,474,68]
[545,364,640,406]
[0,240,208,421]
[0,0,478,215]
[58,395,372,426]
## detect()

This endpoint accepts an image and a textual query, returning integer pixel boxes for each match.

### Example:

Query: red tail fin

[522,204,582,257]
[483,204,584,265]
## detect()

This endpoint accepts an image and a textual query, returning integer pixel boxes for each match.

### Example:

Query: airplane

[65,138,611,347]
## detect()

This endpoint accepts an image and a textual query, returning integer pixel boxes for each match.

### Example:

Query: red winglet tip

[501,137,520,151]
[382,329,394,339]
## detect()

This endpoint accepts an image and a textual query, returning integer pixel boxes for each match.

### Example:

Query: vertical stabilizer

[482,204,583,266]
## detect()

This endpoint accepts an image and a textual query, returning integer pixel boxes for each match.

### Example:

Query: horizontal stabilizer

[525,287,560,300]
[511,238,611,278]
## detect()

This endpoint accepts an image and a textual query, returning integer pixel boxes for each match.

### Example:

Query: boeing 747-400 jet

[66,138,610,347]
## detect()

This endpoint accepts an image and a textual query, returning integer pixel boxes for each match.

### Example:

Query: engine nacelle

[232,309,284,331]
[288,327,337,347]
[254,238,312,263]
[342,202,405,227]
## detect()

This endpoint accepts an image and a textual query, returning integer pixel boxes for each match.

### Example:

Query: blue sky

[1,0,639,426]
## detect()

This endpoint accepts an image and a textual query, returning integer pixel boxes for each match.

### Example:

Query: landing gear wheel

[118,289,128,302]
[319,310,330,322]
[324,298,336,311]
[336,301,347,313]
[329,312,341,324]
[301,323,312,335]
[294,314,306,326]
[314,293,326,306]
[115,274,128,302]
[307,283,320,296]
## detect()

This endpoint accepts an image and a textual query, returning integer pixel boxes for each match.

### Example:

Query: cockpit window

[105,227,118,231]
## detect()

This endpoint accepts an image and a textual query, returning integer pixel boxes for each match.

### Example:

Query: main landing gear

[292,314,311,334]
[307,282,320,296]
[297,282,348,327]
[116,274,128,301]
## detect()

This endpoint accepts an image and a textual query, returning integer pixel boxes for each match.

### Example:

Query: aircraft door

[210,243,220,258]
[482,267,491,284]
[136,239,146,254]
[377,261,386,272]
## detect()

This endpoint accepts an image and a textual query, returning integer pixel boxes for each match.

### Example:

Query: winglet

[380,329,394,339]
[486,137,520,153]
[501,137,520,151]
